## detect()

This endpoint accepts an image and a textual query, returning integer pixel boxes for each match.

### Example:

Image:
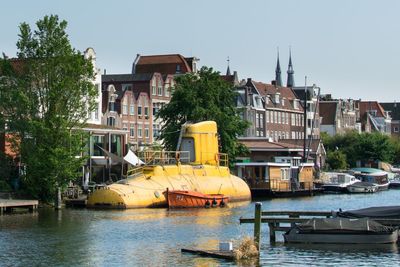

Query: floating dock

[0,199,39,215]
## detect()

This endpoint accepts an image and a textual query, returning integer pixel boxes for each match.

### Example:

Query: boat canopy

[297,218,394,233]
[337,206,400,219]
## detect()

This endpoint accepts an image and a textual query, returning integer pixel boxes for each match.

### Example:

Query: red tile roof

[135,54,192,74]
[240,139,303,151]
[359,101,386,118]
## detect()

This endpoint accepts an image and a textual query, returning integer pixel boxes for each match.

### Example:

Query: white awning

[124,150,144,166]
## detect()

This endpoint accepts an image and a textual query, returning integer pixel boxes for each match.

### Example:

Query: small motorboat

[346,182,379,193]
[320,172,360,193]
[165,189,229,208]
[284,218,398,244]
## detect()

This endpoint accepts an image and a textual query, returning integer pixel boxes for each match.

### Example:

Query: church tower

[275,50,282,86]
[286,49,295,87]
[226,56,231,76]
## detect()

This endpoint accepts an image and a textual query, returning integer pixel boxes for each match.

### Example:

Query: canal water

[1,190,400,266]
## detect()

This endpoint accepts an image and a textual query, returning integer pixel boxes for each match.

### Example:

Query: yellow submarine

[87,121,251,208]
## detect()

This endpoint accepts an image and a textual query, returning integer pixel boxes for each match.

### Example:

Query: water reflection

[2,192,400,266]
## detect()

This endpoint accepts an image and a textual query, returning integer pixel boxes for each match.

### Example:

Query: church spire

[286,47,295,87]
[275,48,282,86]
[226,56,231,75]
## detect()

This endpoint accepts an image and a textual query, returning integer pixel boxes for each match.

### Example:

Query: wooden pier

[0,199,39,215]
[240,203,400,243]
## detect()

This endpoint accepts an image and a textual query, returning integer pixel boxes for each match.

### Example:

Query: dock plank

[181,248,235,261]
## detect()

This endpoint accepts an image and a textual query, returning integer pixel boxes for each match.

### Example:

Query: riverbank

[1,191,400,266]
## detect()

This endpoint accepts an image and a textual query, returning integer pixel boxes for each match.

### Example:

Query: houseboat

[235,158,316,198]
[87,121,251,208]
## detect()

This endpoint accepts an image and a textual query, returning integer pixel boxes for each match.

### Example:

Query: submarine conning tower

[177,121,223,166]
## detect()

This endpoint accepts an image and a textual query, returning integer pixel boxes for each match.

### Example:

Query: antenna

[303,76,307,163]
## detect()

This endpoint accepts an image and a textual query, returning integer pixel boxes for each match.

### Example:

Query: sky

[1,0,399,102]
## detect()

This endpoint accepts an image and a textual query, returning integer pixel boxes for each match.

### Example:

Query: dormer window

[275,94,280,104]
[294,100,299,110]
[369,110,377,116]
[176,64,181,74]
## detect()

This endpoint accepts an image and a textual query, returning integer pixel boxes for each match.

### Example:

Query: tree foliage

[326,150,347,170]
[0,15,96,202]
[156,66,249,164]
[322,131,395,167]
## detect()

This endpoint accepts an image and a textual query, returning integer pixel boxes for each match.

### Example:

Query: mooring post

[254,202,262,250]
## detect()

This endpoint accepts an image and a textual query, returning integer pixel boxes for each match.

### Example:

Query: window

[144,107,149,119]
[394,127,399,133]
[153,124,160,138]
[281,168,290,180]
[256,113,260,128]
[130,124,135,137]
[266,111,270,123]
[94,105,99,120]
[130,104,135,115]
[107,117,115,126]
[138,106,142,117]
[152,79,156,95]
[145,125,149,138]
[138,124,143,138]
[122,123,128,131]
[165,84,170,97]
[122,104,128,115]
[158,86,163,96]
[108,102,115,112]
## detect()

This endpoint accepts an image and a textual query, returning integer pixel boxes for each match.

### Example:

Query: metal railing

[136,150,190,166]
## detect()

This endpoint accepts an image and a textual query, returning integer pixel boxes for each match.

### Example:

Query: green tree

[0,15,96,203]
[156,66,249,165]
[326,150,347,170]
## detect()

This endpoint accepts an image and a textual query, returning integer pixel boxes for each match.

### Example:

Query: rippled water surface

[1,191,400,266]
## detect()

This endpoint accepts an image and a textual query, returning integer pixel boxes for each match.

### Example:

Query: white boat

[284,218,398,244]
[346,182,379,193]
[321,172,360,193]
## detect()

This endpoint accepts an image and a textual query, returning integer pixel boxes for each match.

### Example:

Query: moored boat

[349,168,389,191]
[166,190,228,208]
[320,172,360,193]
[284,218,398,244]
[346,181,379,193]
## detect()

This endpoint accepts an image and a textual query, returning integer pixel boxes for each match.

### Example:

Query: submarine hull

[87,164,251,209]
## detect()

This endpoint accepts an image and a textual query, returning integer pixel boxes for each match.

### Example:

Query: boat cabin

[235,159,314,197]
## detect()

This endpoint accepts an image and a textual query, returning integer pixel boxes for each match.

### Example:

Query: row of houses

[1,47,399,190]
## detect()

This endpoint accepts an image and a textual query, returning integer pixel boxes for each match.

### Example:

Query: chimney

[104,69,107,75]
[271,80,276,86]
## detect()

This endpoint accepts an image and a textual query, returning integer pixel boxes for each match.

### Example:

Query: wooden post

[254,202,262,250]
[268,223,276,243]
[55,186,62,210]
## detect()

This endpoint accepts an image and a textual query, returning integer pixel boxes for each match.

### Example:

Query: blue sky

[1,0,399,101]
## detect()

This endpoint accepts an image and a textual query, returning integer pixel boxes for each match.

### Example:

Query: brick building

[102,72,174,146]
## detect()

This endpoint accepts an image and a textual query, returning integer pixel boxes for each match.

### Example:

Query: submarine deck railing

[240,203,400,245]
[135,151,228,167]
